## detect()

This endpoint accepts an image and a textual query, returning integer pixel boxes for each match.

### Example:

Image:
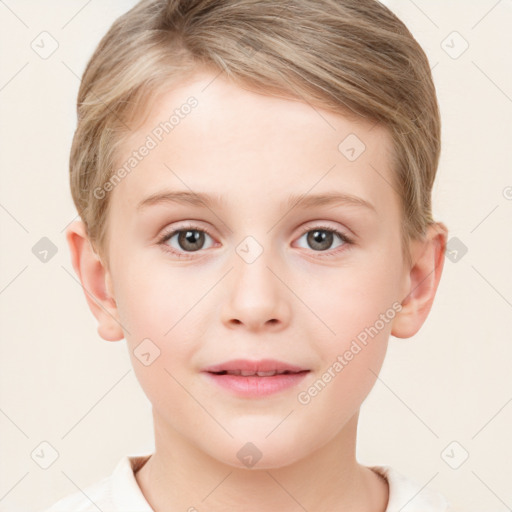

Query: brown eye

[175,229,206,252]
[158,224,215,258]
[296,225,353,256]
[306,229,335,251]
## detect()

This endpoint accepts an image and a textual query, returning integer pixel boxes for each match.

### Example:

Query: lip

[201,359,310,398]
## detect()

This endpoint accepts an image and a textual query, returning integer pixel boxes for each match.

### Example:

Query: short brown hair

[70,0,442,268]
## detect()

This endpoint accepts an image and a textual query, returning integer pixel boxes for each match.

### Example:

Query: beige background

[1,1,511,511]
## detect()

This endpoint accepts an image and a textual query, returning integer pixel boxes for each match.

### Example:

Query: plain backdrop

[0,1,511,511]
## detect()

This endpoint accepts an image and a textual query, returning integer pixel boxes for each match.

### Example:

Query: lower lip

[203,371,309,398]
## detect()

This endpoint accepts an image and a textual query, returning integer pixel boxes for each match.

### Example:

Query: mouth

[202,359,310,397]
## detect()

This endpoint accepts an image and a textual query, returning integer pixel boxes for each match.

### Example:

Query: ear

[391,222,448,339]
[65,220,124,342]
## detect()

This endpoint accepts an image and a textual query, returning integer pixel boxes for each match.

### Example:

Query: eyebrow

[136,190,376,213]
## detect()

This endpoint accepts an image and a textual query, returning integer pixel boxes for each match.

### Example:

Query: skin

[67,68,447,512]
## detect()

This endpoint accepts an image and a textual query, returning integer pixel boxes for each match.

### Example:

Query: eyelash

[157,223,354,259]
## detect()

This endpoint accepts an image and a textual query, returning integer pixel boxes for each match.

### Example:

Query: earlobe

[65,220,124,342]
[391,222,448,339]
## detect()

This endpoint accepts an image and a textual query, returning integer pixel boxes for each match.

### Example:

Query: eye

[157,223,354,259]
[157,224,215,258]
[295,224,353,257]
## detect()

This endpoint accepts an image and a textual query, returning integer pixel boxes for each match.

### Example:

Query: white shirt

[39,453,451,512]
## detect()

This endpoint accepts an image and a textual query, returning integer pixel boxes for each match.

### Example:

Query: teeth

[225,370,291,377]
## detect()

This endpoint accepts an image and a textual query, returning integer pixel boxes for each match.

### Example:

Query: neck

[135,410,389,512]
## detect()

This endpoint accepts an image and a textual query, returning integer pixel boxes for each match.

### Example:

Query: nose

[220,242,291,332]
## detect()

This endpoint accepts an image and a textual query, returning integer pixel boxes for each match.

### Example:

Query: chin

[208,428,309,470]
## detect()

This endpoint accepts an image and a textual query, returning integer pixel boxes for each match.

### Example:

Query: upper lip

[203,359,308,374]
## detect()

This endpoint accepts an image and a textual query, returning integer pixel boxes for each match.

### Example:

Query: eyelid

[157,222,216,245]
[298,221,351,238]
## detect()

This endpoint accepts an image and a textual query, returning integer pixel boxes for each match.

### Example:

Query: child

[43,0,451,510]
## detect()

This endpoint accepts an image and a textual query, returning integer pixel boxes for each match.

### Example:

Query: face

[97,69,412,468]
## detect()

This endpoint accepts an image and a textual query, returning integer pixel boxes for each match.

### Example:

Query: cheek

[115,257,207,338]
[295,252,400,410]
[296,316,391,438]
[113,265,204,390]
[302,253,402,342]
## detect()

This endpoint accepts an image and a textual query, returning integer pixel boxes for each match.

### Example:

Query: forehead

[109,69,398,222]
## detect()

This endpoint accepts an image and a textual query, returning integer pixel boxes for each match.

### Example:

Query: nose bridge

[220,232,289,330]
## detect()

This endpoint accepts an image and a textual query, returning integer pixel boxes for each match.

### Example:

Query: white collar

[111,454,449,512]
